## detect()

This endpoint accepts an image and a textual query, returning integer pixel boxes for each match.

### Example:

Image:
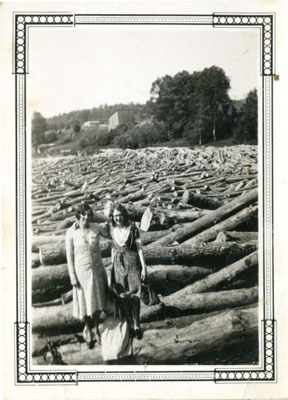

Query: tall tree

[31,112,47,149]
[149,66,231,143]
[73,120,81,134]
[233,89,258,143]
[194,66,230,142]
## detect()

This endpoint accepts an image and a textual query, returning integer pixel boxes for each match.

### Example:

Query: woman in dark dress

[109,204,147,339]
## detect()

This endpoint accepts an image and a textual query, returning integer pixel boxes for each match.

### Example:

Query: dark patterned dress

[110,223,142,296]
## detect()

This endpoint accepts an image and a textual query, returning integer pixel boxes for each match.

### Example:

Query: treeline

[46,103,147,130]
[108,66,257,148]
[32,66,258,150]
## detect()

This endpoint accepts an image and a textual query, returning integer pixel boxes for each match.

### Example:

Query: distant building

[83,121,100,129]
[108,110,135,131]
[232,99,246,114]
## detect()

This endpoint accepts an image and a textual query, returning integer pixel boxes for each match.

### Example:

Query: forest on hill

[32,66,257,152]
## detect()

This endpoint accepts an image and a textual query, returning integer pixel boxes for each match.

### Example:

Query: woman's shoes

[129,328,135,339]
[134,327,143,340]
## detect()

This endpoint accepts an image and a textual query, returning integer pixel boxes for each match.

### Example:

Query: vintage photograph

[2,0,288,397]
[29,22,261,367]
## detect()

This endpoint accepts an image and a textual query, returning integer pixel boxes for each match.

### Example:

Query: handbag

[140,279,160,306]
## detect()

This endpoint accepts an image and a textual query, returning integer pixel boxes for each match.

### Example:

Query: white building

[108,110,135,131]
[82,121,100,129]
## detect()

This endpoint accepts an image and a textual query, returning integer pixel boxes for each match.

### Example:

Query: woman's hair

[111,203,129,227]
[75,202,93,220]
[107,286,133,324]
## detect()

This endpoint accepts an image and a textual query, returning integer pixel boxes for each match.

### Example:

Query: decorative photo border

[14,12,275,384]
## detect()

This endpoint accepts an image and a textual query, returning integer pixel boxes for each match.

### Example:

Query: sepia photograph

[2,0,288,398]
[28,20,261,368]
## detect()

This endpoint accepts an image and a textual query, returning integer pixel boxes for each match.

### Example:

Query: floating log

[147,265,213,296]
[215,231,258,244]
[184,251,258,293]
[32,260,211,298]
[32,287,258,334]
[140,230,168,246]
[32,235,66,253]
[32,264,71,290]
[46,210,76,222]
[33,305,257,365]
[143,241,257,267]
[31,146,259,364]
[32,285,71,304]
[31,253,41,268]
[150,188,258,247]
[181,190,223,210]
[33,223,58,233]
[32,302,81,334]
[39,240,256,267]
[33,230,165,254]
[125,205,146,222]
[39,240,112,265]
[160,209,210,224]
[56,218,75,230]
[117,188,146,204]
[141,286,258,322]
[135,307,258,364]
[140,207,209,232]
[183,205,258,245]
[33,290,73,308]
[32,210,53,224]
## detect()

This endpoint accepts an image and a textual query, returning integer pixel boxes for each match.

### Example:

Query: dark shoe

[87,340,95,350]
[134,328,143,340]
[129,328,135,339]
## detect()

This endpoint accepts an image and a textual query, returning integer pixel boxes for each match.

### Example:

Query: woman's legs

[131,295,143,339]
[83,316,93,348]
[83,311,102,347]
[92,310,102,344]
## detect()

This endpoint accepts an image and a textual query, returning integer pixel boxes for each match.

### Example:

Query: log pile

[31,145,259,365]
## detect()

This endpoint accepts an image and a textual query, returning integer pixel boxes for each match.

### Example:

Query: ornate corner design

[213,14,274,76]
[14,14,74,74]
[16,323,77,384]
[215,320,275,382]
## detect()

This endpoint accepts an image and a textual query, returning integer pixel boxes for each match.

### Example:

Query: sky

[27,25,260,118]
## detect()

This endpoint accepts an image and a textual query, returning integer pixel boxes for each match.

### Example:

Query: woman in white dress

[65,203,108,348]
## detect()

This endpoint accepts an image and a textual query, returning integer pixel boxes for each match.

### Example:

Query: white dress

[101,318,132,361]
[100,298,132,361]
[65,223,108,319]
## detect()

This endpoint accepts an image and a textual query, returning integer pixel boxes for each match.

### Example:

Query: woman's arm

[136,239,147,281]
[111,246,116,265]
[65,229,79,287]
[98,221,112,239]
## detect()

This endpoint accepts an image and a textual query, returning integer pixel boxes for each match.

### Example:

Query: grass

[33,129,256,158]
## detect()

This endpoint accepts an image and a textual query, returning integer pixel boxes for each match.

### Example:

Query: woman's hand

[72,279,81,289]
[120,292,130,299]
[141,267,147,282]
